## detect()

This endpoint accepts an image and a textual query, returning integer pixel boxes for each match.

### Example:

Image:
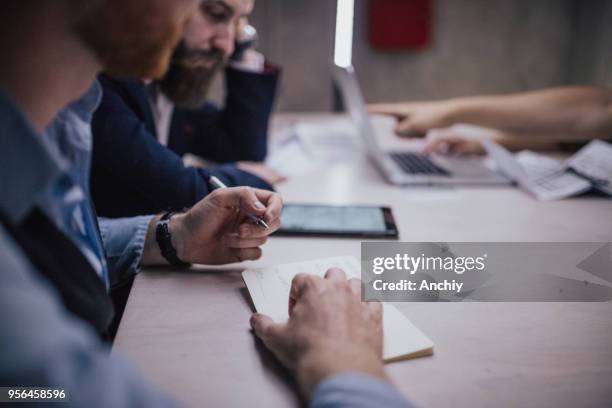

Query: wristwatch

[155,212,190,267]
[230,24,258,62]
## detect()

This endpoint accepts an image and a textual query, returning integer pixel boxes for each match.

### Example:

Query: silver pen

[208,176,270,229]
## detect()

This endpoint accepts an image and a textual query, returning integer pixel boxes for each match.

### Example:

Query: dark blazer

[91,66,279,217]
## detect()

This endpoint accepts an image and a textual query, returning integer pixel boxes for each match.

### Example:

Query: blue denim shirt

[44,81,152,288]
[42,81,109,287]
[0,85,411,407]
[0,85,179,406]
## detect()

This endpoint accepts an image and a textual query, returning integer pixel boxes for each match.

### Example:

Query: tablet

[275,204,399,238]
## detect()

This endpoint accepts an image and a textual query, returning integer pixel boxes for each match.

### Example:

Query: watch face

[241,24,257,42]
[231,24,257,62]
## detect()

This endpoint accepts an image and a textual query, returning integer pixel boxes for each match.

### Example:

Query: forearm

[447,86,612,140]
[494,131,566,151]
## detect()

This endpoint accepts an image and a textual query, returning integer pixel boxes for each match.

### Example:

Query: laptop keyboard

[389,152,450,176]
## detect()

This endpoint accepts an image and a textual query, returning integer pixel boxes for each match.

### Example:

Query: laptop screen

[331,64,384,155]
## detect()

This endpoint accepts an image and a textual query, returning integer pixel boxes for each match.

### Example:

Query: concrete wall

[352,0,573,103]
[567,0,612,86]
[211,0,612,111]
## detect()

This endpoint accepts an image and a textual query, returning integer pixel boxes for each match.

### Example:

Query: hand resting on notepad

[250,268,387,397]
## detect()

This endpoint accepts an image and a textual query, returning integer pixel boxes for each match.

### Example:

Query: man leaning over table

[0,0,412,407]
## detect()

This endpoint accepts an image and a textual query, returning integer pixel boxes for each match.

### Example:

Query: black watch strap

[155,212,190,267]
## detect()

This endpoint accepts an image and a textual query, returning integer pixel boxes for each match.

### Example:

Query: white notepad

[242,256,434,362]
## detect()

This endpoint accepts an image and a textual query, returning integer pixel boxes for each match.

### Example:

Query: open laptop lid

[331,64,386,157]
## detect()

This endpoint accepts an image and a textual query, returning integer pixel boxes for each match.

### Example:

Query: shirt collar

[52,80,103,125]
[69,80,103,122]
[0,88,68,224]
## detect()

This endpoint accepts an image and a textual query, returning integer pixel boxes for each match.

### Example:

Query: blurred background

[212,0,612,111]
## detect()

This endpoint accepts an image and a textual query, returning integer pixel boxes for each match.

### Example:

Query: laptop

[332,64,510,186]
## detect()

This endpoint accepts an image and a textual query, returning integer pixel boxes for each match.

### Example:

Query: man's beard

[156,41,226,109]
[73,0,189,80]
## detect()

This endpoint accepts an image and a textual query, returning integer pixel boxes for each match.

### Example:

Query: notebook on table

[242,256,434,362]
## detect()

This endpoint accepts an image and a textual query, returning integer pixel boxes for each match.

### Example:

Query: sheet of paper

[294,121,362,161]
[242,256,434,362]
[265,138,320,176]
[265,120,362,176]
[566,139,612,195]
[523,173,592,201]
[515,150,564,177]
[483,140,592,200]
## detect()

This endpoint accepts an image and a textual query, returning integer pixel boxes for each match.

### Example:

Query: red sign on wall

[369,0,432,50]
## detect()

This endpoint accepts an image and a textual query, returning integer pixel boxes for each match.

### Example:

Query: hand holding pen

[165,181,283,265]
[209,176,271,229]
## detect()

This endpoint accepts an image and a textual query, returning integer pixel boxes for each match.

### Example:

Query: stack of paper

[265,120,362,176]
[242,256,434,362]
[566,140,612,195]
[483,139,612,200]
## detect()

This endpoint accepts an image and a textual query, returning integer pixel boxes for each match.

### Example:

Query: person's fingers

[288,296,297,316]
[395,119,425,138]
[289,273,324,303]
[366,299,383,321]
[263,214,282,231]
[453,140,483,156]
[423,137,451,155]
[366,300,384,354]
[349,278,362,297]
[324,267,347,283]
[210,187,281,221]
[265,217,282,232]
[423,129,467,154]
[436,138,471,156]
[288,273,325,318]
[232,188,283,224]
[250,313,287,345]
[257,191,283,223]
[230,246,262,262]
[208,187,266,216]
[238,187,267,217]
[237,217,281,238]
[367,103,408,118]
[289,273,309,302]
[224,233,267,249]
[448,141,466,156]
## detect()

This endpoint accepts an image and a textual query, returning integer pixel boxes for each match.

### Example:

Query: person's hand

[171,187,282,264]
[237,161,287,185]
[250,268,386,396]
[368,101,458,137]
[422,124,502,156]
[423,127,486,156]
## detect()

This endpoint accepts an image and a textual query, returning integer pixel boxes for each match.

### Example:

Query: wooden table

[114,114,612,407]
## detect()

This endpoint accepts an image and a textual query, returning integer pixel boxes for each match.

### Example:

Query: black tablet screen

[278,204,396,237]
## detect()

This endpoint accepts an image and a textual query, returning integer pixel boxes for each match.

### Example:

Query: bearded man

[90,0,284,218]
